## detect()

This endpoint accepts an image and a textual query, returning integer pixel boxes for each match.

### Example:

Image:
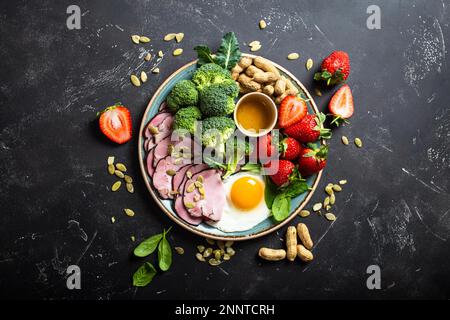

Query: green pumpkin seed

[325,185,334,196]
[186,171,192,179]
[198,187,205,195]
[299,210,310,218]
[116,163,127,172]
[124,208,135,217]
[115,170,125,179]
[108,164,115,175]
[250,44,261,52]
[164,33,176,41]
[175,33,184,43]
[203,247,213,258]
[217,241,225,250]
[131,35,140,44]
[326,205,332,211]
[312,203,322,212]
[354,138,363,148]
[126,183,134,193]
[144,53,151,61]
[324,196,330,207]
[107,156,115,165]
[339,180,347,185]
[186,183,195,193]
[249,40,261,47]
[197,245,205,253]
[197,175,204,183]
[152,67,160,74]
[158,50,164,58]
[194,181,203,188]
[175,247,184,255]
[148,125,159,135]
[225,241,234,248]
[341,136,349,145]
[111,181,121,192]
[226,247,235,256]
[223,254,231,261]
[184,201,195,209]
[208,258,221,266]
[325,213,336,221]
[206,238,215,245]
[306,58,313,70]
[259,19,267,29]
[140,71,148,83]
[173,48,183,56]
[314,88,322,97]
[131,236,136,242]
[196,253,205,262]
[139,36,151,43]
[130,74,141,87]
[111,216,116,223]
[332,184,342,192]
[124,175,133,183]
[166,169,177,176]
[330,193,336,205]
[213,249,222,260]
[287,52,300,60]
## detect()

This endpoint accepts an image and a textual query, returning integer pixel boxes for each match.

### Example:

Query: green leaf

[264,176,278,209]
[158,231,172,271]
[133,233,163,257]
[215,32,241,70]
[241,163,261,173]
[272,194,291,222]
[282,180,309,198]
[194,45,216,66]
[132,262,157,287]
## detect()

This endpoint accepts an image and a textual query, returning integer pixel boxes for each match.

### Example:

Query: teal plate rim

[138,53,324,241]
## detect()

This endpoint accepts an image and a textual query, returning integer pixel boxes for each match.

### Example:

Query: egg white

[206,172,270,232]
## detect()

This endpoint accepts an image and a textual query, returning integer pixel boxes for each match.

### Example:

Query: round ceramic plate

[138,54,323,241]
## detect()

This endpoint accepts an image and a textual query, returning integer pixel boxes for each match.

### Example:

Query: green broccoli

[199,81,239,116]
[173,106,202,135]
[192,63,233,91]
[201,116,235,148]
[166,80,198,112]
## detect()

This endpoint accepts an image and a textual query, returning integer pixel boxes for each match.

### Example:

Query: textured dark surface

[0,0,449,300]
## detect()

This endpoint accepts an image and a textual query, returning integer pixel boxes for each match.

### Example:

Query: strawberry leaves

[314,112,332,139]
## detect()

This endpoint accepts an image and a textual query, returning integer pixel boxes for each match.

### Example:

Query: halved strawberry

[98,105,132,144]
[278,95,308,128]
[298,145,328,177]
[329,84,354,126]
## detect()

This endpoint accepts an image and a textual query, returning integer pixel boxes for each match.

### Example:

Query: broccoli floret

[192,63,233,91]
[201,116,235,148]
[166,80,198,112]
[173,106,202,135]
[199,82,239,116]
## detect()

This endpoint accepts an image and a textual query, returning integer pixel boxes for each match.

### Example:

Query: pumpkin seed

[111,181,122,192]
[330,193,336,205]
[116,163,127,172]
[206,238,215,245]
[299,210,310,218]
[186,171,192,179]
[193,194,200,202]
[197,245,205,253]
[339,180,347,185]
[140,71,148,83]
[139,36,151,43]
[169,190,179,196]
[126,183,134,193]
[223,253,231,261]
[325,213,336,221]
[107,156,115,165]
[259,19,267,29]
[111,216,116,223]
[226,247,235,256]
[306,58,314,70]
[158,50,164,58]
[115,170,125,179]
[182,152,191,159]
[332,184,342,192]
[250,44,261,52]
[131,236,136,242]
[313,203,323,212]
[184,201,195,209]
[326,205,332,211]
[324,196,330,207]
[186,183,195,193]
[197,175,204,183]
[144,53,151,61]
[196,253,205,262]
[194,181,203,188]
[287,52,300,60]
[166,169,177,176]
[203,247,213,258]
[164,33,176,41]
[314,88,322,97]
[249,40,261,47]
[173,48,183,56]
[198,187,205,195]
[225,241,234,248]
[355,138,363,148]
[175,33,184,42]
[213,249,222,260]
[130,74,141,87]
[173,158,183,165]
[341,136,349,145]
[208,258,221,266]
[107,164,115,175]
[131,35,140,44]
[124,175,133,183]
[325,185,334,196]
[175,247,184,255]
[148,125,159,135]
[152,68,160,74]
[124,208,135,217]
[217,241,225,250]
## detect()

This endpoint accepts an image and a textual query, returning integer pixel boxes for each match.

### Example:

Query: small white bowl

[233,92,278,137]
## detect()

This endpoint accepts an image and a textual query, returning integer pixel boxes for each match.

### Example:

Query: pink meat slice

[147,114,174,150]
[146,148,156,177]
[145,112,171,139]
[159,101,168,111]
[172,165,193,194]
[153,156,187,199]
[153,136,172,166]
[182,169,225,221]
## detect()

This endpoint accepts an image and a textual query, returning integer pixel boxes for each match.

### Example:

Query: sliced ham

[146,148,156,177]
[159,101,168,111]
[173,165,193,194]
[145,112,171,139]
[153,136,172,166]
[153,156,189,199]
[146,114,174,150]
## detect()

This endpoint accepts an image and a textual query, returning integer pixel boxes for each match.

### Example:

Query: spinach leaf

[158,230,172,271]
[283,180,309,198]
[215,32,241,70]
[264,176,278,209]
[272,194,291,222]
[194,45,215,66]
[132,262,157,287]
[133,233,163,257]
[241,163,261,173]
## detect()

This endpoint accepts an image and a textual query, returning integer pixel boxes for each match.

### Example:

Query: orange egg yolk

[230,177,263,210]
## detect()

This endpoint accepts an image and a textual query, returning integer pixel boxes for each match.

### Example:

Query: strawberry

[314,51,350,85]
[255,133,277,164]
[280,137,301,160]
[98,105,132,144]
[329,84,354,126]
[278,95,308,128]
[284,112,331,143]
[298,145,328,177]
[265,159,295,187]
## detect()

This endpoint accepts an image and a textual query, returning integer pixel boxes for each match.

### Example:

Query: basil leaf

[133,233,163,257]
[215,32,241,70]
[272,194,291,222]
[132,262,157,287]
[158,232,172,271]
[283,180,309,198]
[194,45,215,66]
[264,176,278,209]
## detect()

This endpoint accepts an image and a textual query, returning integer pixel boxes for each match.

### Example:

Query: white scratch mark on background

[414,207,447,241]
[314,24,334,47]
[75,230,98,265]
[401,168,442,193]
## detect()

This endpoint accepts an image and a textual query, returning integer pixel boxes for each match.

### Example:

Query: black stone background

[0,0,449,300]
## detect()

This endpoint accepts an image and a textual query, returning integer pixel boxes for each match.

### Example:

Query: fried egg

[207,172,270,232]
